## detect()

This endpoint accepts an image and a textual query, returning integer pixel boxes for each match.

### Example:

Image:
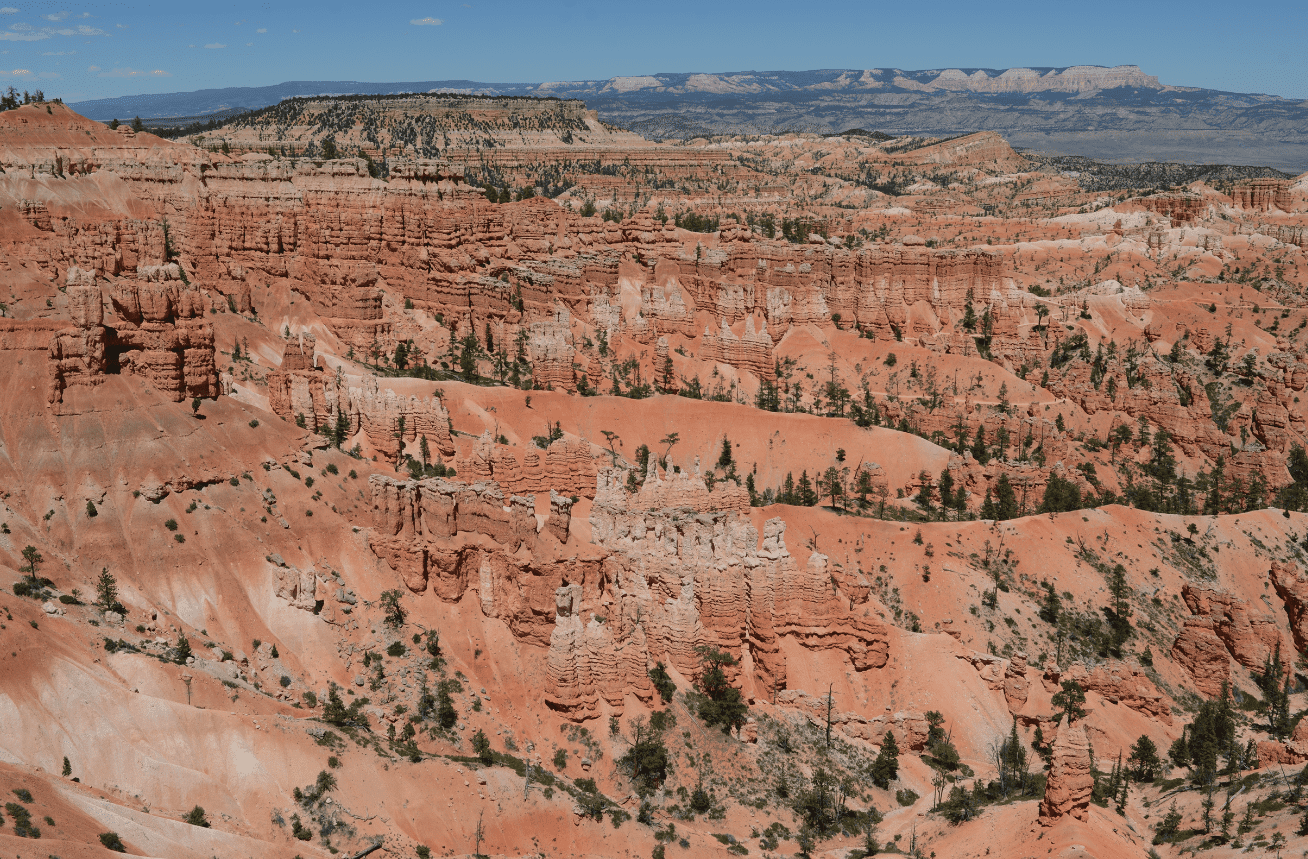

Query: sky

[0,0,1305,103]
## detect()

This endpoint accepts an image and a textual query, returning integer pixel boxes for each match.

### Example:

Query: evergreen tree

[96,567,122,614]
[797,471,818,507]
[693,645,748,733]
[173,632,192,664]
[756,377,780,411]
[1258,643,1292,739]
[334,407,349,449]
[980,489,997,520]
[435,682,457,729]
[717,437,733,469]
[1032,724,1052,768]
[648,662,676,704]
[994,473,1019,520]
[996,719,1028,796]
[1052,680,1087,724]
[870,730,899,788]
[1038,581,1061,625]
[938,469,955,513]
[1103,563,1133,656]
[970,424,989,464]
[1155,803,1182,843]
[1185,684,1235,785]
[20,545,42,585]
[472,729,493,765]
[1128,735,1160,782]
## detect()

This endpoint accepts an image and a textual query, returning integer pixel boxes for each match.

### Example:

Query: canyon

[0,93,1306,859]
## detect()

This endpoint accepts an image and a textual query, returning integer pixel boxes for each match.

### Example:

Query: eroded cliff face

[266,341,456,461]
[362,457,892,720]
[43,266,218,404]
[585,466,889,712]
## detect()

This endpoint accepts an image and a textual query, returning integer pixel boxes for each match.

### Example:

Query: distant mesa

[68,64,1308,168]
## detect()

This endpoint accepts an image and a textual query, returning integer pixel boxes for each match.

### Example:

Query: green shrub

[472,729,493,765]
[387,641,406,658]
[184,805,210,827]
[164,518,178,531]
[895,788,919,807]
[99,831,126,852]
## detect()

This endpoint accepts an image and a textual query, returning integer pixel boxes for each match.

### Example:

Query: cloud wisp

[97,67,170,78]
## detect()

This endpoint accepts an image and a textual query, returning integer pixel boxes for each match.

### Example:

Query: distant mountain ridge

[70,65,1308,170]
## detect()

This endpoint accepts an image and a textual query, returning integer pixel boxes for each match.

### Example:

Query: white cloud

[3,22,104,39]
[0,67,32,76]
[0,7,18,14]
[245,42,252,46]
[41,49,73,54]
[86,64,98,71]
[116,23,126,29]
[204,42,225,49]
[410,16,442,25]
[97,66,169,78]
[42,11,68,21]
[256,27,266,33]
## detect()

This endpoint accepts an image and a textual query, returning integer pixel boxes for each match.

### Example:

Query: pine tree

[334,407,349,449]
[1052,680,1087,724]
[970,424,989,464]
[173,632,192,665]
[994,473,1019,520]
[717,437,733,469]
[96,567,120,613]
[1127,735,1160,782]
[1032,724,1053,768]
[938,469,955,513]
[1104,563,1133,655]
[996,719,1028,796]
[1156,802,1182,842]
[870,730,899,788]
[797,471,818,507]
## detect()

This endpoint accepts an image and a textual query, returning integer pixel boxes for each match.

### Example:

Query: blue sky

[1,0,1305,102]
